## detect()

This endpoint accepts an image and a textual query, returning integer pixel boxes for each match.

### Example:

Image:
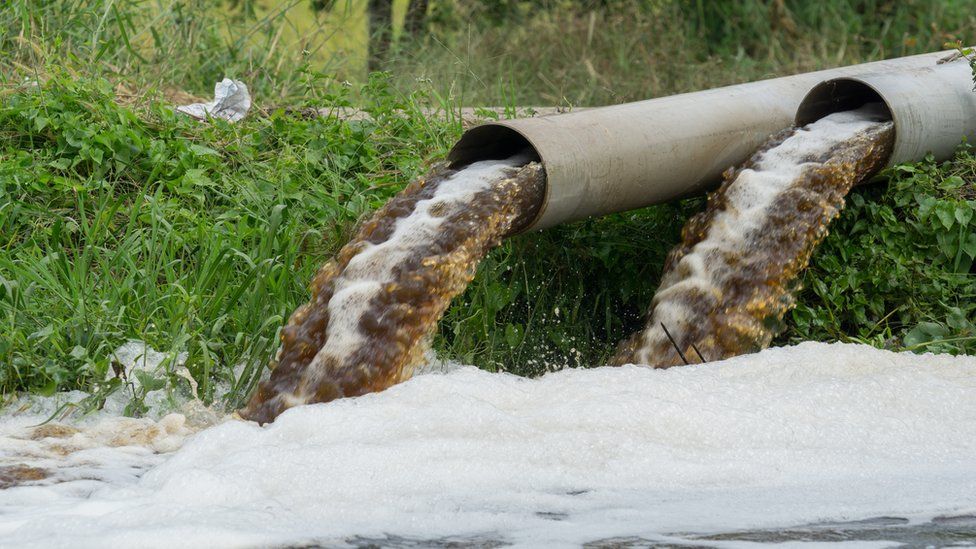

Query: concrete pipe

[796,59,976,166]
[447,50,958,231]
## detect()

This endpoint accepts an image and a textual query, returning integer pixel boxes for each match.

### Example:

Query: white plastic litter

[0,342,974,548]
[176,79,251,122]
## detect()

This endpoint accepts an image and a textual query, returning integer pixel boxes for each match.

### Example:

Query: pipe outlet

[796,59,976,166]
[448,50,956,231]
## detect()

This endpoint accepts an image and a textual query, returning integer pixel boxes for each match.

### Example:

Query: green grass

[4,1,974,104]
[389,0,975,105]
[0,70,460,407]
[0,0,974,413]
[785,152,976,355]
[0,0,354,100]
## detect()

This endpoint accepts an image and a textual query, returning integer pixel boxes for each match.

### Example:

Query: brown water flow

[242,157,545,424]
[614,106,895,367]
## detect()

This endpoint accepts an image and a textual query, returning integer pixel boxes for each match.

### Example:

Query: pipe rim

[448,122,549,233]
[796,78,894,126]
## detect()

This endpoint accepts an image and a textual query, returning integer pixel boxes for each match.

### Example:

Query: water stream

[616,106,895,367]
[242,157,544,424]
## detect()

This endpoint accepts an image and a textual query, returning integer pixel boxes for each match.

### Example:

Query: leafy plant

[783,150,976,355]
[947,40,976,89]
[0,69,453,407]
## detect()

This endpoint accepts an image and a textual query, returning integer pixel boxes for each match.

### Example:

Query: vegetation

[0,0,973,412]
[0,71,457,408]
[791,154,976,355]
[5,1,974,104]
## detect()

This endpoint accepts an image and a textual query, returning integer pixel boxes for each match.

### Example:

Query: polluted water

[615,105,895,367]
[242,155,545,424]
[1,343,976,547]
[2,108,976,547]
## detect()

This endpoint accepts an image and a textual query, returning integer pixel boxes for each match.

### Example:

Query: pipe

[447,50,957,231]
[796,60,976,166]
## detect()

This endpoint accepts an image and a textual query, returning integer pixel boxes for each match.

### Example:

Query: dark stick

[660,322,690,365]
[690,342,707,363]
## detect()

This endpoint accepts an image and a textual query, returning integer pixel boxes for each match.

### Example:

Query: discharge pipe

[796,60,976,165]
[448,50,961,231]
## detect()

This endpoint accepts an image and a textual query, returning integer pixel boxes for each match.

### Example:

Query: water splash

[242,157,545,424]
[615,106,895,367]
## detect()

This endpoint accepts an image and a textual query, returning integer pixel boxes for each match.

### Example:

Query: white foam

[1,342,975,547]
[0,412,195,518]
[313,158,525,370]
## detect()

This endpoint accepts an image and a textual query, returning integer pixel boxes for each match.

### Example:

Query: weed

[783,149,976,355]
[0,69,452,406]
[387,0,974,105]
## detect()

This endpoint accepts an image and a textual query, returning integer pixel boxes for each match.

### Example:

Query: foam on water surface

[1,342,975,547]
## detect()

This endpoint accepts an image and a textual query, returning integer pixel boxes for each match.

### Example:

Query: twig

[660,322,689,365]
[690,342,707,363]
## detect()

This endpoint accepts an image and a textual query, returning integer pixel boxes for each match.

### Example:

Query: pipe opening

[448,123,548,232]
[796,79,892,126]
[447,124,540,168]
